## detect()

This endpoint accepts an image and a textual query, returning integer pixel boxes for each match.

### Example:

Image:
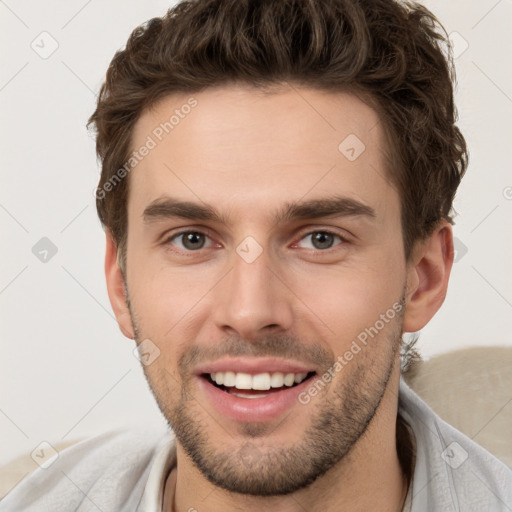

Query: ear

[402,221,454,332]
[105,231,136,339]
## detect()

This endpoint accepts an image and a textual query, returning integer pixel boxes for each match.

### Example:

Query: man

[1,0,511,510]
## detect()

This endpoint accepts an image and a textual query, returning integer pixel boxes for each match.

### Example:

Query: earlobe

[402,222,454,333]
[104,231,136,339]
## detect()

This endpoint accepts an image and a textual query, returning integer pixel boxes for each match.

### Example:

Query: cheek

[296,260,403,324]
[141,363,182,416]
[127,252,211,335]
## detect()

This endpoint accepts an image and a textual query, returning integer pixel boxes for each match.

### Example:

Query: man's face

[122,84,409,495]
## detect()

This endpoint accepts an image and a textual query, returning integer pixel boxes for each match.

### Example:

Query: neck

[166,372,411,512]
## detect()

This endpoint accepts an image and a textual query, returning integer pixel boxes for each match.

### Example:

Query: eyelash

[163,228,348,253]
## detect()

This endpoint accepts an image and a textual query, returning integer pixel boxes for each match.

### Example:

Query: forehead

[127,84,398,224]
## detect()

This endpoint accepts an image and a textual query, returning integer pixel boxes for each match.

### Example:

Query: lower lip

[197,376,315,423]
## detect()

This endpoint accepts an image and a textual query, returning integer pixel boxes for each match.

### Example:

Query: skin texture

[104,84,454,512]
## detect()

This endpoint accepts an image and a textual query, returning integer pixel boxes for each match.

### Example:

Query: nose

[212,245,294,341]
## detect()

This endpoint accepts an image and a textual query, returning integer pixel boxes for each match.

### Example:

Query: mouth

[194,360,319,422]
[202,371,317,399]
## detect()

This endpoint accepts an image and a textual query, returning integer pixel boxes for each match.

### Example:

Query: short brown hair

[88,0,468,270]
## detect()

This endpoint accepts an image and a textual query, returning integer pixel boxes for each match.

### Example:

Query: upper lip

[194,357,316,376]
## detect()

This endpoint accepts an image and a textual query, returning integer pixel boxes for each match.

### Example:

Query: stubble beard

[128,291,404,496]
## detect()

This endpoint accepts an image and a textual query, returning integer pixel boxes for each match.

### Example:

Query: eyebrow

[142,195,376,225]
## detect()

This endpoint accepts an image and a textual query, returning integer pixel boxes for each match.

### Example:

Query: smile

[194,359,318,422]
[206,371,314,398]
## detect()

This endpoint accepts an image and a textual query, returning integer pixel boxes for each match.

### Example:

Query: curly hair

[87,0,468,271]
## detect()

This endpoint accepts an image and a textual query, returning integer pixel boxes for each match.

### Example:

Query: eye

[163,229,346,253]
[166,231,214,251]
[296,230,345,250]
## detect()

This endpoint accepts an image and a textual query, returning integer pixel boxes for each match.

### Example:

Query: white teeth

[209,371,310,391]
[235,373,253,390]
[231,392,271,399]
[252,373,271,390]
[223,371,236,387]
[283,373,295,386]
[294,373,307,384]
[270,373,284,388]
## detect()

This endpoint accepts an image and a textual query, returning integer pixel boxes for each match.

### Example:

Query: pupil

[184,232,204,250]
[313,232,333,249]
